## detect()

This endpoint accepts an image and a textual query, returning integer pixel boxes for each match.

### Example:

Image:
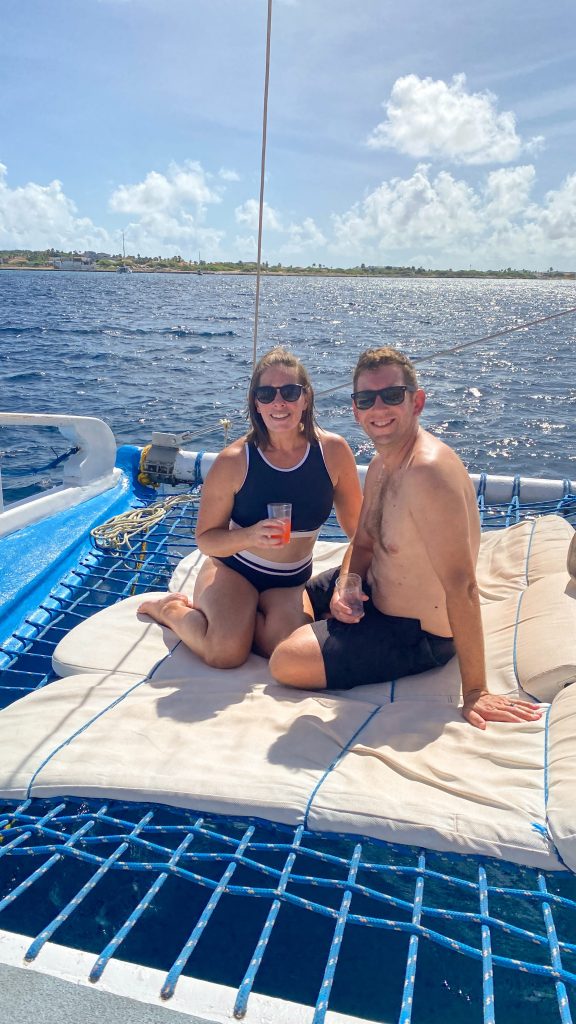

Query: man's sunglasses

[254,384,306,404]
[351,385,416,410]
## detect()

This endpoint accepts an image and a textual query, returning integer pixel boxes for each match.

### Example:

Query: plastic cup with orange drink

[267,503,292,544]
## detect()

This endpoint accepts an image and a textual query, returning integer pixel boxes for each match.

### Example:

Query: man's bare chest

[365,472,415,554]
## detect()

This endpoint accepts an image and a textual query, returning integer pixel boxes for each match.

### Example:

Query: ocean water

[1,270,575,501]
[1,270,576,1021]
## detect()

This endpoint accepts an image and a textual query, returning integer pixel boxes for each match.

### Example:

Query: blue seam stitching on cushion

[541,701,570,868]
[531,705,552,835]
[25,642,182,799]
[512,591,525,689]
[303,704,383,828]
[543,701,551,806]
[523,518,537,587]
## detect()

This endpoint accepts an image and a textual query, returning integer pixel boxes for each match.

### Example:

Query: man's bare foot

[138,592,192,626]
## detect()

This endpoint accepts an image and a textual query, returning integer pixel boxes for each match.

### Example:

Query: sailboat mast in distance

[116,231,133,273]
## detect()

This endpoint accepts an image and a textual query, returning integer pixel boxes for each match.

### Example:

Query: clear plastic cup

[335,572,364,617]
[267,502,292,544]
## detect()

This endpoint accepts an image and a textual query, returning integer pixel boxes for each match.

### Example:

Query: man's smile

[370,415,395,427]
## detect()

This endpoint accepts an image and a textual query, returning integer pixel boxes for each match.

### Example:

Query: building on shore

[53,256,95,271]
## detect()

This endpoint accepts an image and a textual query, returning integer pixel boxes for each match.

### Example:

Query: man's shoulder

[415,429,466,466]
[409,432,469,490]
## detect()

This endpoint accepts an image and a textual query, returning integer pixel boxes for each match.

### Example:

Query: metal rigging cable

[252,0,274,370]
[315,304,576,398]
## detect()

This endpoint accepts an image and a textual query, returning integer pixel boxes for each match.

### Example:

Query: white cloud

[110,161,220,215]
[331,164,576,267]
[233,233,258,256]
[285,217,327,250]
[531,172,576,241]
[107,161,226,256]
[4,155,576,270]
[0,159,228,257]
[368,74,543,165]
[484,165,536,221]
[120,214,224,259]
[333,165,481,250]
[235,198,283,231]
[0,163,109,250]
[219,168,241,182]
[235,200,326,257]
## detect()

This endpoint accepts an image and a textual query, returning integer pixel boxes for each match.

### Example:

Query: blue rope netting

[0,798,575,1022]
[476,475,576,529]
[0,485,575,1023]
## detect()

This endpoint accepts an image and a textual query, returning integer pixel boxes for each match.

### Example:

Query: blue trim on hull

[0,445,148,651]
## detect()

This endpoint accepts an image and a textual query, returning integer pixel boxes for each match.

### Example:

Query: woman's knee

[203,635,251,670]
[255,615,304,659]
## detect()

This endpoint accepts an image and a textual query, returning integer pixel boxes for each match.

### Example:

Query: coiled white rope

[91,493,198,551]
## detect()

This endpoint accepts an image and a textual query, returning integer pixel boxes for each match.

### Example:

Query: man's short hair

[353,347,418,391]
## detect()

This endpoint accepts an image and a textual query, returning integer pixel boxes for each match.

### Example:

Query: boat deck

[1,488,576,1023]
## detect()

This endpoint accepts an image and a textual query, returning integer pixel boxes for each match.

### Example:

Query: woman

[139,347,362,667]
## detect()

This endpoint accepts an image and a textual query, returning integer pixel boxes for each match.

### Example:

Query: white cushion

[476,515,574,602]
[0,671,380,823]
[169,521,575,603]
[52,541,350,680]
[54,543,576,708]
[52,592,276,684]
[568,530,576,581]
[52,593,179,678]
[514,573,576,701]
[40,530,576,870]
[308,701,552,866]
[0,669,559,869]
[168,548,205,594]
[476,573,576,702]
[547,684,576,871]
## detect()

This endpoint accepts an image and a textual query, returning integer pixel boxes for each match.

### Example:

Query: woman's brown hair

[246,347,319,448]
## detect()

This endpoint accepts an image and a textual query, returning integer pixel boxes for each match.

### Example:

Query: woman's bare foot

[138,592,192,626]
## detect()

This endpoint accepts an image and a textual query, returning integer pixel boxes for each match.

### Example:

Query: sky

[1,0,576,270]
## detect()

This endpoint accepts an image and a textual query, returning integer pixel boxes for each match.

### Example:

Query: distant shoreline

[1,265,575,281]
[2,247,575,280]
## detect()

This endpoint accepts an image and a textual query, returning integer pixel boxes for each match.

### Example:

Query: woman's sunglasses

[351,385,416,410]
[254,384,306,404]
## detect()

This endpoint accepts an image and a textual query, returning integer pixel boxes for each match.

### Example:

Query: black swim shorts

[306,567,455,690]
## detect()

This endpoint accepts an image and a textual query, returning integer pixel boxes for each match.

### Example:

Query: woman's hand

[244,518,288,548]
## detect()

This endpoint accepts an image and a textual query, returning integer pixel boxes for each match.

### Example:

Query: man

[270,346,542,729]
